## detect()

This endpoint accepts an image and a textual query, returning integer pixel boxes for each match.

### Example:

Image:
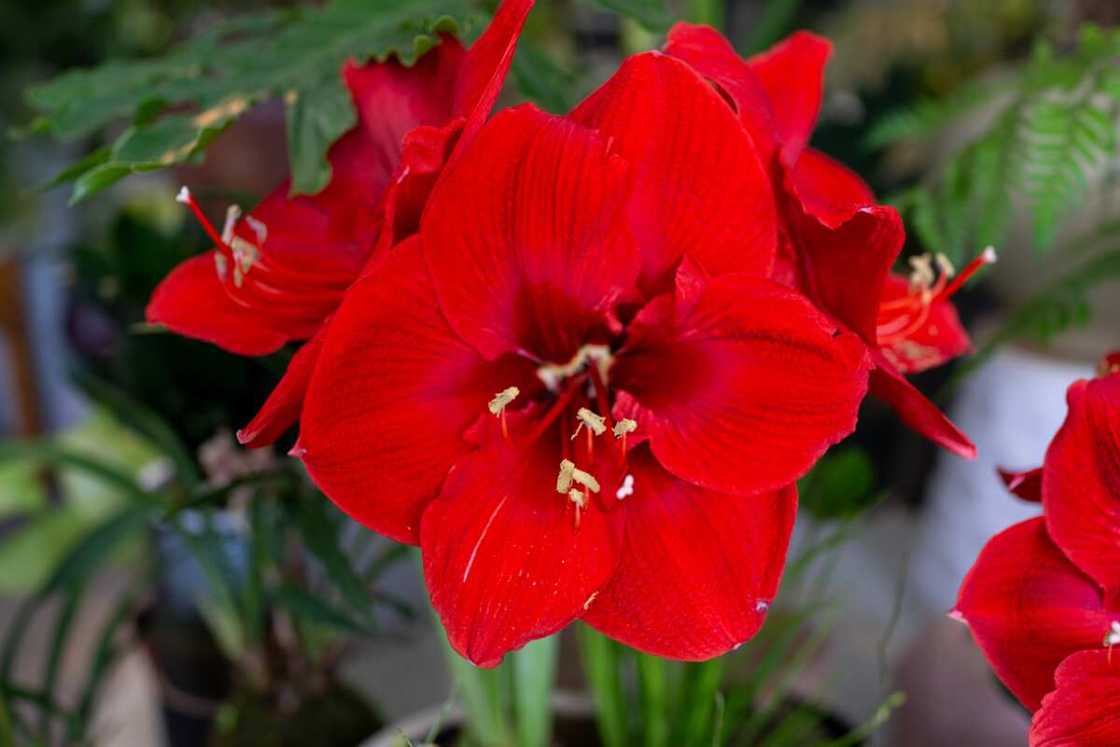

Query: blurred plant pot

[361,691,598,747]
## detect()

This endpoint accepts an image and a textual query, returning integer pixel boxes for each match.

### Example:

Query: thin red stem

[178,189,230,252]
[935,249,996,302]
[522,380,581,446]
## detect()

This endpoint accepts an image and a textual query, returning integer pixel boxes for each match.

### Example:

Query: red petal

[999,466,1044,503]
[236,332,324,448]
[582,447,796,659]
[420,431,616,667]
[297,239,535,544]
[785,199,903,346]
[612,273,870,495]
[146,254,290,356]
[1031,650,1120,746]
[662,23,779,160]
[571,52,776,294]
[745,31,831,165]
[876,275,972,374]
[342,42,463,187]
[787,148,874,228]
[422,105,636,362]
[954,517,1118,711]
[1044,376,1120,592]
[451,0,535,149]
[869,357,977,458]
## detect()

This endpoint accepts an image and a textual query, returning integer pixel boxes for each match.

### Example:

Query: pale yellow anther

[221,205,242,245]
[537,344,612,392]
[1105,621,1120,648]
[230,236,259,274]
[213,253,229,281]
[571,466,600,494]
[488,386,520,416]
[934,253,956,278]
[908,254,935,291]
[245,216,268,245]
[612,419,637,439]
[571,407,607,439]
[568,488,587,508]
[556,459,576,493]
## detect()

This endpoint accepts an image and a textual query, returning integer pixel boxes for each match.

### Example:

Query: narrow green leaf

[270,585,378,636]
[586,0,671,32]
[673,659,724,747]
[636,654,670,747]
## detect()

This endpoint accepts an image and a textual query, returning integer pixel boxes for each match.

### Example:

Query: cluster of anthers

[485,345,638,528]
[876,246,998,368]
[174,186,351,323]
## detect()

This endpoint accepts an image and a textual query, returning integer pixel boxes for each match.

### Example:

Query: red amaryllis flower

[954,355,1120,711]
[297,52,871,666]
[663,24,982,458]
[1030,650,1120,746]
[145,0,533,446]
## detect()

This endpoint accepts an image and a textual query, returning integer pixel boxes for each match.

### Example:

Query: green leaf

[585,0,671,32]
[512,41,578,113]
[636,654,671,747]
[270,584,378,636]
[798,447,877,521]
[26,0,480,202]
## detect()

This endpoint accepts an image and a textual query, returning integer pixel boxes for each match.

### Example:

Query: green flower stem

[578,625,629,747]
[636,653,670,747]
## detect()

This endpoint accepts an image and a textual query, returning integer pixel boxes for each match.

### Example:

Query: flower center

[876,246,997,346]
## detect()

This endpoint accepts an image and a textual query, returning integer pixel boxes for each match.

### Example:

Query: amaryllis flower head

[663,24,984,458]
[297,53,872,666]
[954,353,1120,717]
[145,0,533,446]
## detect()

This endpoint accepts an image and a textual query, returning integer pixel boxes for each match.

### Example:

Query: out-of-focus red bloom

[298,53,872,666]
[145,0,533,446]
[1030,650,1120,746]
[663,24,983,458]
[955,353,1120,714]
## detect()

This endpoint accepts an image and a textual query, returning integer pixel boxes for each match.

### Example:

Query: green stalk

[578,625,628,747]
[636,654,670,747]
[512,636,558,747]
[673,658,725,747]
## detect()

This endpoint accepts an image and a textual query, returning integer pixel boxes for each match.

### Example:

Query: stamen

[245,216,268,245]
[1104,621,1120,648]
[556,459,576,493]
[571,407,607,439]
[612,419,636,438]
[568,488,587,508]
[908,254,935,291]
[571,466,600,493]
[221,205,242,245]
[537,344,612,393]
[488,386,520,416]
[934,246,997,302]
[213,253,229,281]
[615,474,635,500]
[175,185,230,251]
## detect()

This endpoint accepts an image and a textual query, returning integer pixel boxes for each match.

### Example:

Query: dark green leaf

[586,0,671,31]
[798,447,877,520]
[270,584,377,636]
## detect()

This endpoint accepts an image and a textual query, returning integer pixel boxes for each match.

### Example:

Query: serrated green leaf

[28,0,480,202]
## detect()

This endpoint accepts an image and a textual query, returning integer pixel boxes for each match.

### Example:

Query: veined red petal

[146,254,290,356]
[343,41,463,188]
[420,428,617,667]
[745,31,831,165]
[571,52,776,294]
[612,272,870,496]
[236,332,324,448]
[297,239,536,544]
[451,0,535,151]
[582,447,796,659]
[876,274,972,374]
[999,466,1044,503]
[787,148,874,228]
[662,23,778,160]
[1031,650,1120,746]
[422,105,636,363]
[954,518,1119,711]
[869,355,977,459]
[1044,375,1120,593]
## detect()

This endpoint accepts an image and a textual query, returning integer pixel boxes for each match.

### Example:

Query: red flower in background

[954,354,1120,726]
[297,52,871,666]
[145,0,533,446]
[664,24,984,458]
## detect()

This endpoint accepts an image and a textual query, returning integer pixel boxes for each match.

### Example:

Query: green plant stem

[512,636,558,747]
[673,658,724,747]
[636,654,670,747]
[578,625,628,747]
